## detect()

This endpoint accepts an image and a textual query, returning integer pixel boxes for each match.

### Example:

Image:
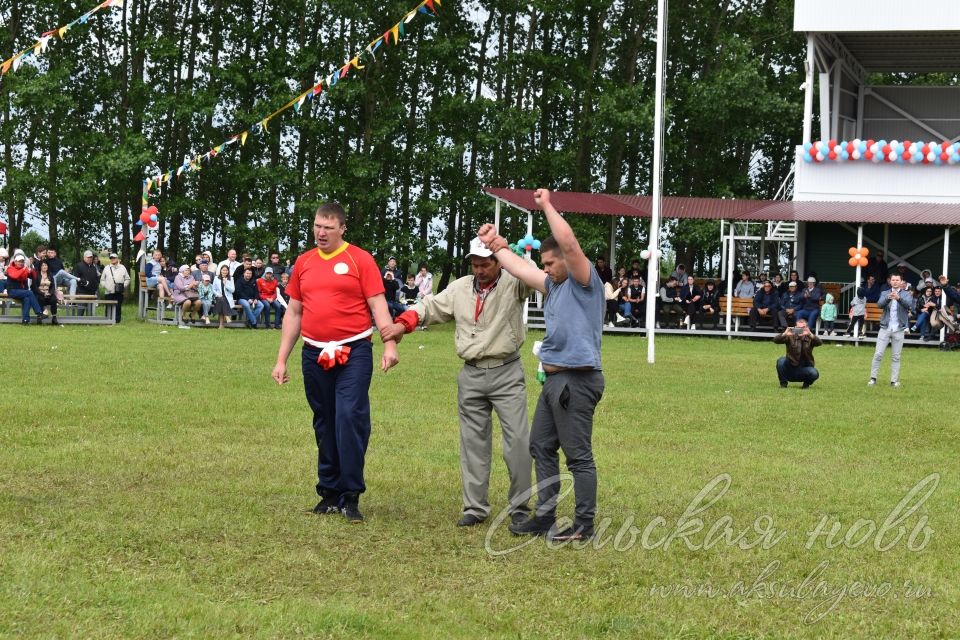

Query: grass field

[1,310,958,638]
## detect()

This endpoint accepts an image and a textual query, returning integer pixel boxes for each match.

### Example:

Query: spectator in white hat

[99,253,130,323]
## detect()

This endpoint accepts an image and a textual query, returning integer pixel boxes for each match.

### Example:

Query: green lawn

[1,313,957,638]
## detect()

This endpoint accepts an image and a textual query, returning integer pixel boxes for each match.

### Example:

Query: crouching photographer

[773,318,822,389]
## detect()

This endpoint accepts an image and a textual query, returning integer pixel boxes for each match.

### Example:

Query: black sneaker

[457,513,486,527]
[341,492,364,523]
[547,524,595,543]
[311,490,341,514]
[510,511,531,526]
[508,515,554,536]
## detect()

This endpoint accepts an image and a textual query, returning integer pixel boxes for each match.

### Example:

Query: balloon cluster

[510,234,541,256]
[847,246,870,268]
[804,139,960,165]
[137,205,160,229]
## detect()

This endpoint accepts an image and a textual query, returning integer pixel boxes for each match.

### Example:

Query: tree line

[1,0,803,288]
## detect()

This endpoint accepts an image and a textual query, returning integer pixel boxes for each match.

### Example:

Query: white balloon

[640,249,650,260]
[852,150,861,160]
[816,152,824,162]
[927,152,936,162]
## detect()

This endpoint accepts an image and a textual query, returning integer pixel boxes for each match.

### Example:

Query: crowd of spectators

[589,256,960,338]
[0,244,112,324]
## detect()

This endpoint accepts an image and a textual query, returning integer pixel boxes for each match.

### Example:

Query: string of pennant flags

[0,0,123,79]
[139,0,441,218]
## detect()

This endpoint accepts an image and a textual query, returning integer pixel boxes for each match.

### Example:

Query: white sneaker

[867,378,876,386]
[683,315,690,326]
[616,314,626,323]
[891,381,901,388]
[690,324,696,330]
[605,322,614,328]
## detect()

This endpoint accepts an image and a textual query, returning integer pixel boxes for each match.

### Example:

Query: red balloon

[147,220,159,229]
[903,140,911,149]
[865,151,874,160]
[846,143,855,154]
[828,150,838,160]
[942,141,951,150]
[866,139,875,148]
[147,206,159,215]
[139,212,151,224]
[942,152,950,162]
[902,152,912,162]
[828,139,837,149]
[882,144,892,155]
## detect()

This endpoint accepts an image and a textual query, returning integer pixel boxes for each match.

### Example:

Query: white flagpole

[646,0,668,364]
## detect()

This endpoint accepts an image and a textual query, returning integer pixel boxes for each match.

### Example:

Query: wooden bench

[718,296,753,331]
[0,292,117,324]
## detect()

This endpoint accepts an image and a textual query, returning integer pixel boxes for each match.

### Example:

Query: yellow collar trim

[317,242,349,260]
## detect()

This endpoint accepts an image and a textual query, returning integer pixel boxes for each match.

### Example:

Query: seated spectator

[616,277,632,323]
[772,273,784,293]
[627,260,643,279]
[257,267,283,329]
[6,254,47,324]
[603,277,623,327]
[99,252,130,323]
[382,256,403,281]
[277,272,291,305]
[734,271,756,298]
[671,263,688,286]
[796,276,823,330]
[845,291,867,338]
[233,255,253,281]
[749,281,780,330]
[157,256,177,298]
[595,257,613,284]
[777,281,803,329]
[44,246,80,296]
[910,285,940,341]
[73,250,101,299]
[193,258,215,283]
[197,274,215,325]
[212,265,236,329]
[858,275,881,303]
[616,266,627,282]
[31,260,59,325]
[217,249,240,279]
[938,274,960,314]
[699,280,721,328]
[773,319,821,389]
[659,276,684,328]
[173,264,202,325]
[252,258,265,280]
[623,276,645,327]
[0,247,8,293]
[235,267,264,329]
[382,271,404,319]
[415,263,433,300]
[680,275,701,329]
[400,274,419,305]
[267,252,284,277]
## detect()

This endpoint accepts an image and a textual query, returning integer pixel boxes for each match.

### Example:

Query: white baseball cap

[466,237,493,259]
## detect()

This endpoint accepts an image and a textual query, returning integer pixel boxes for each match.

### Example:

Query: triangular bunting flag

[58,26,68,39]
[404,11,416,23]
[391,24,400,43]
[241,131,248,146]
[339,65,349,79]
[350,57,364,70]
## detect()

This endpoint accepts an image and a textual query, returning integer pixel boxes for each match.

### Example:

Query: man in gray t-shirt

[479,188,605,543]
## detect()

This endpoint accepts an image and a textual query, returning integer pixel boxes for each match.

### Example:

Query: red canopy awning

[484,187,960,226]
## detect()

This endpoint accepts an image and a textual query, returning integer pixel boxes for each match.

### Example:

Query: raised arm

[534,188,592,286]
[478,224,548,294]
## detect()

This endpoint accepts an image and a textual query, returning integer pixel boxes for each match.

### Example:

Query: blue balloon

[136,220,143,226]
[803,153,813,163]
[859,141,868,153]
[524,233,534,244]
[953,153,960,163]
[532,239,541,250]
[803,142,813,151]
[150,214,158,222]
[840,150,849,160]
[897,143,905,154]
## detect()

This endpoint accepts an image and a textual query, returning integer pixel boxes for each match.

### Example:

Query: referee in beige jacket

[381,237,532,527]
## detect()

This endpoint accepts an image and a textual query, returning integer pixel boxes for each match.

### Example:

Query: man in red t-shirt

[272,203,399,523]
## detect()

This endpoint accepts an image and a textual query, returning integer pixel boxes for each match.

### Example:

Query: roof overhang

[484,188,960,226]
[795,0,960,33]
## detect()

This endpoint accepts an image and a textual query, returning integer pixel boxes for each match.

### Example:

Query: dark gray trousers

[530,370,604,527]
